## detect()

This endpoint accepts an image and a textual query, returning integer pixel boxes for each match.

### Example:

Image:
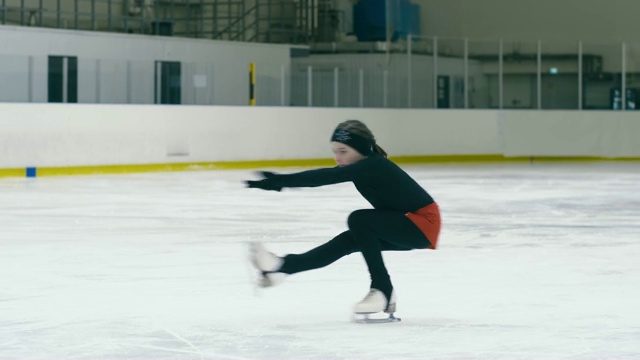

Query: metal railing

[2,36,639,110]
[296,36,640,110]
[0,0,317,43]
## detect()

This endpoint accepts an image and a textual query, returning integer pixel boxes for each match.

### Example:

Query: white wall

[420,0,640,44]
[340,0,640,44]
[0,54,30,101]
[0,26,298,105]
[1,104,638,171]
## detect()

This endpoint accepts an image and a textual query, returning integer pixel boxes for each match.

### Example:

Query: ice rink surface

[1,162,639,360]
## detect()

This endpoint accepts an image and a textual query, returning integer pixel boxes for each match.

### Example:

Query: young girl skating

[246,120,441,318]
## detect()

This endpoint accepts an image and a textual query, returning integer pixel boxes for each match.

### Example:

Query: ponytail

[373,143,388,158]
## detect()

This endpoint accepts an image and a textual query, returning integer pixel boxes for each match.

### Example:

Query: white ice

[1,162,639,359]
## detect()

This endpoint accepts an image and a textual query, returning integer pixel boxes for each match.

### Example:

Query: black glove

[244,171,283,192]
[258,171,277,179]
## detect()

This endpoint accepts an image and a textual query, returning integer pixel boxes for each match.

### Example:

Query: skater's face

[331,142,366,167]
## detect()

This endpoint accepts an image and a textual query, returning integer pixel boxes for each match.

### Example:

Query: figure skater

[245,120,441,315]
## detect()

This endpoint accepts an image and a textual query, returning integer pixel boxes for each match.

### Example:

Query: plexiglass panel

[468,39,500,109]
[541,41,579,109]
[582,42,622,110]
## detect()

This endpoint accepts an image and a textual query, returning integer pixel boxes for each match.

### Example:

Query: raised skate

[249,242,285,288]
[249,242,283,272]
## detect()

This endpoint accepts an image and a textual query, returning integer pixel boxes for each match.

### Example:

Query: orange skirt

[405,202,441,249]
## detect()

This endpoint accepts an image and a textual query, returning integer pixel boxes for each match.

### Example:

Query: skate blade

[352,313,401,324]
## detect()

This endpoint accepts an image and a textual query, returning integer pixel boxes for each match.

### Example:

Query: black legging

[278,209,431,301]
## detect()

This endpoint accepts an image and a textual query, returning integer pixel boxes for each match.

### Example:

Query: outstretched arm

[245,164,363,191]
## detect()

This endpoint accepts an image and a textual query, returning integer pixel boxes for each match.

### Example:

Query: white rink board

[0,105,500,168]
[2,104,640,170]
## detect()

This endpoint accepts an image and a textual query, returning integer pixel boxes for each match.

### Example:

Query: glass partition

[254,63,287,107]
[467,39,500,109]
[625,42,640,110]
[500,41,538,109]
[541,41,580,109]
[359,67,381,108]
[408,36,435,108]
[436,38,466,109]
[386,54,409,108]
[290,65,310,107]
[311,65,338,107]
[582,43,622,110]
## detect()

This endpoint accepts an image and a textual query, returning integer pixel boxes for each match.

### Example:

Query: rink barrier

[2,155,640,178]
[0,159,335,178]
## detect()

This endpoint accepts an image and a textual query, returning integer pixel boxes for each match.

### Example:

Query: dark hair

[335,120,388,158]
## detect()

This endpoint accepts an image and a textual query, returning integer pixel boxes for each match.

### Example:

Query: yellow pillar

[249,62,256,106]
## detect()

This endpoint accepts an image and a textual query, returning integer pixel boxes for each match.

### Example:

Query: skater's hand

[258,171,277,179]
[244,171,282,192]
[245,179,282,191]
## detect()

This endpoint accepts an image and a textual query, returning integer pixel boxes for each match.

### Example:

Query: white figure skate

[352,289,400,323]
[249,242,285,288]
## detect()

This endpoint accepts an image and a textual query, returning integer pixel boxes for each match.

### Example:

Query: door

[48,56,78,103]
[155,61,181,104]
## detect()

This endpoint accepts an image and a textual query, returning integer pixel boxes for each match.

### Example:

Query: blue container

[353,0,386,42]
[396,2,420,40]
[353,0,420,42]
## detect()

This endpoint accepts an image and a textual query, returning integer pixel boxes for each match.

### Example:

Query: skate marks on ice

[352,312,401,324]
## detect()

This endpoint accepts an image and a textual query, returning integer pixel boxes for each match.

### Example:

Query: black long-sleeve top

[262,153,434,213]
